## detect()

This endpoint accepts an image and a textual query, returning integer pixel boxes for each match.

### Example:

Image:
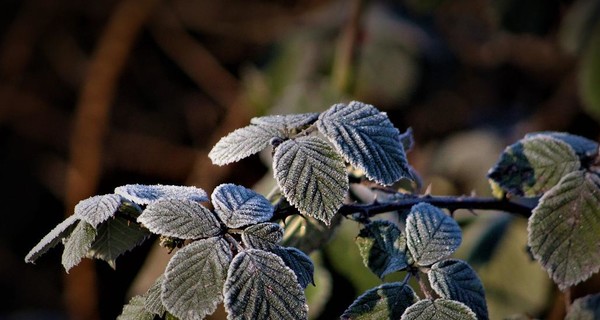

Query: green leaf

[580,21,600,122]
[242,222,284,250]
[87,216,150,269]
[317,101,410,186]
[428,259,488,320]
[74,194,122,228]
[341,282,418,319]
[162,237,232,320]
[25,215,79,263]
[487,136,581,197]
[273,136,348,225]
[273,247,315,289]
[144,275,166,317]
[525,132,598,161]
[528,170,600,289]
[209,124,282,165]
[62,221,97,273]
[251,112,319,133]
[138,199,221,239]
[212,183,274,228]
[115,184,208,205]
[406,203,462,266]
[566,293,600,320]
[356,220,408,278]
[401,299,477,320]
[224,249,308,320]
[117,296,154,320]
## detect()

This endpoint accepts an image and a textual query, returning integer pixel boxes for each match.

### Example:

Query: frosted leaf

[212,183,274,228]
[399,127,414,152]
[406,203,462,266]
[87,216,150,269]
[566,293,600,320]
[317,101,410,185]
[117,296,154,320]
[223,249,308,320]
[241,222,284,250]
[209,125,282,165]
[75,194,122,228]
[144,275,166,317]
[25,215,79,263]
[341,282,418,319]
[429,259,488,320]
[273,136,348,225]
[525,132,598,160]
[487,136,580,197]
[356,220,409,278]
[273,247,314,289]
[528,171,600,289]
[62,221,97,273]
[138,199,221,239]
[401,299,476,320]
[251,112,319,134]
[162,237,232,320]
[115,184,208,205]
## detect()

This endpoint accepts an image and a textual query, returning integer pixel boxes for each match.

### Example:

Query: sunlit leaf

[117,296,154,320]
[212,183,274,228]
[487,136,580,197]
[528,170,600,289]
[162,237,232,320]
[224,249,308,319]
[273,247,315,288]
[251,112,319,134]
[115,184,208,205]
[273,136,348,225]
[429,259,488,320]
[356,220,408,278]
[138,199,221,239]
[406,203,461,266]
[25,215,79,263]
[209,124,282,165]
[144,275,166,317]
[75,194,122,228]
[401,299,476,320]
[566,293,600,320]
[341,282,418,319]
[62,221,97,273]
[242,222,284,250]
[525,132,598,161]
[317,101,410,185]
[87,216,150,269]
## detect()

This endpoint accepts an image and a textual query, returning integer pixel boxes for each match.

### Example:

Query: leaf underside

[162,237,232,320]
[115,184,208,205]
[25,215,79,263]
[317,101,410,186]
[242,222,284,250]
[356,220,408,278]
[209,124,282,165]
[428,259,488,320]
[224,249,308,320]
[62,221,97,273]
[75,194,122,228]
[212,183,274,228]
[406,203,462,266]
[273,246,315,289]
[341,282,418,319]
[401,299,477,320]
[273,136,348,225]
[528,170,600,289]
[565,293,600,320]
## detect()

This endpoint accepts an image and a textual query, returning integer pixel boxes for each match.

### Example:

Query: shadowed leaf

[566,293,600,320]
[341,282,418,319]
[356,220,408,278]
[273,247,315,288]
[117,296,154,320]
[212,183,274,228]
[401,299,476,320]
[62,221,97,272]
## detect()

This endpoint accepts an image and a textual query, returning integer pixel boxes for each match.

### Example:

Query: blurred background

[3,0,600,319]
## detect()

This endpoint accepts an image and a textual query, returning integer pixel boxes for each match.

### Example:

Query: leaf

[117,296,154,320]
[224,249,308,320]
[138,199,221,239]
[74,194,122,228]
[212,183,274,228]
[356,220,408,278]
[428,259,488,320]
[162,237,232,320]
[209,124,282,165]
[87,216,150,269]
[250,112,320,133]
[317,101,410,185]
[273,247,315,289]
[528,170,600,289]
[401,299,477,320]
[341,282,418,319]
[144,275,166,317]
[487,136,581,197]
[566,293,600,320]
[62,221,97,273]
[273,136,348,225]
[115,184,208,205]
[399,127,415,153]
[406,203,462,266]
[25,215,79,263]
[242,222,284,250]
[525,132,599,161]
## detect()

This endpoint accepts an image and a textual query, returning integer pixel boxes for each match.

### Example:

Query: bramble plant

[25,101,600,319]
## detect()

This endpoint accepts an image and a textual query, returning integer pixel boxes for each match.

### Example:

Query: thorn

[470,190,477,197]
[424,184,432,196]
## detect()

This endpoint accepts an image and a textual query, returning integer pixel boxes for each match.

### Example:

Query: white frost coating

[25,215,79,263]
[75,194,122,228]
[250,112,319,131]
[115,184,208,205]
[209,125,281,166]
[211,183,273,228]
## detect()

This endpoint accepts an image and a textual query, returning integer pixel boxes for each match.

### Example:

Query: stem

[414,270,436,300]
